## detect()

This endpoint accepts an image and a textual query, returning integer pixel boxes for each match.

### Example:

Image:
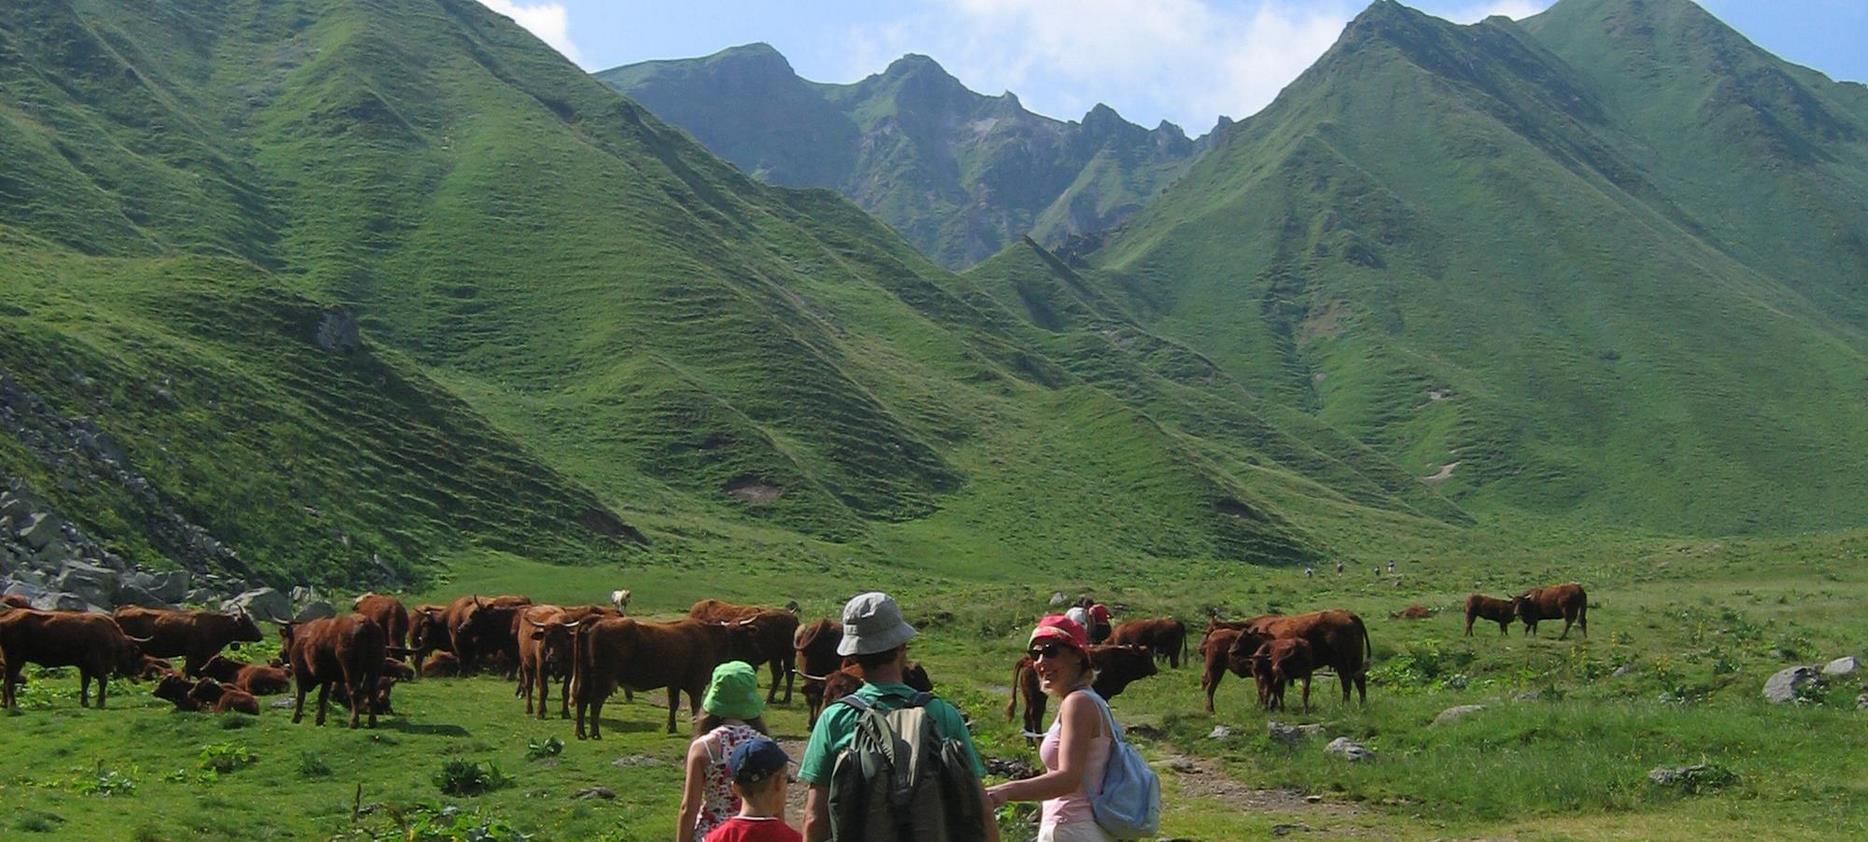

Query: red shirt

[705,816,802,842]
[1089,603,1111,624]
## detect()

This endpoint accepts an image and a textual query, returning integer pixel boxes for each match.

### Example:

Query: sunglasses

[1027,642,1072,660]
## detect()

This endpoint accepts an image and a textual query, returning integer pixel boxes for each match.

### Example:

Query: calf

[1513,583,1588,639]
[1107,618,1188,668]
[420,650,460,678]
[153,672,201,710]
[1200,627,1246,714]
[1239,638,1317,712]
[280,613,387,728]
[111,606,263,675]
[353,593,412,651]
[0,609,149,708]
[570,617,731,738]
[199,654,291,695]
[188,677,260,715]
[793,618,842,729]
[332,675,398,715]
[1226,609,1372,705]
[1007,644,1156,741]
[1464,594,1516,636]
[821,660,934,710]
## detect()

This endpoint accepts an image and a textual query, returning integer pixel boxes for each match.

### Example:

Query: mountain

[0,0,1475,590]
[1074,0,1868,534]
[596,44,1207,268]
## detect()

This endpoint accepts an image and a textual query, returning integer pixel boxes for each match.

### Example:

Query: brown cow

[793,618,842,729]
[420,650,460,678]
[153,672,201,710]
[1513,583,1588,639]
[1224,610,1372,705]
[410,604,452,668]
[1200,627,1245,713]
[0,609,150,708]
[1464,594,1516,637]
[1107,618,1189,668]
[524,604,622,720]
[1239,638,1317,712]
[137,655,176,681]
[381,658,416,682]
[1007,644,1157,740]
[199,654,291,695]
[688,598,800,622]
[570,617,732,738]
[111,606,263,675]
[280,613,387,729]
[819,660,934,714]
[332,675,398,715]
[353,593,411,651]
[188,677,260,715]
[445,594,532,675]
[1,594,31,609]
[715,609,799,704]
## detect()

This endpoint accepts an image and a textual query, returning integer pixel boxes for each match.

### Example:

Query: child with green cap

[679,660,770,842]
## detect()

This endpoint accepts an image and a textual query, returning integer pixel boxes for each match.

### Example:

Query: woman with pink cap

[985,615,1115,842]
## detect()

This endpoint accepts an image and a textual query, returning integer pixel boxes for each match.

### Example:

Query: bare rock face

[53,560,118,607]
[315,307,362,353]
[223,587,293,622]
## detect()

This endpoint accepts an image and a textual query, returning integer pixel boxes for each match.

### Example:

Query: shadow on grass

[381,719,472,737]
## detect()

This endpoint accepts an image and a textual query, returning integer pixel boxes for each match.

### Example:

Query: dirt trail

[1158,751,1382,838]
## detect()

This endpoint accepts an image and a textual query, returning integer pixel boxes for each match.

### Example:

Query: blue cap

[727,736,791,784]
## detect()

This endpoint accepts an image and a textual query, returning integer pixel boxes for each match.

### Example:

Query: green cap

[702,660,765,720]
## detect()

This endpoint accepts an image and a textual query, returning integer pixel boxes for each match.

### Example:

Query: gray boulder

[4,579,49,604]
[1048,591,1067,607]
[32,591,91,612]
[1857,693,1868,711]
[1267,720,1325,745]
[139,570,190,603]
[290,585,322,605]
[293,599,337,622]
[53,561,118,607]
[16,512,59,550]
[1324,737,1374,762]
[0,490,34,520]
[113,582,172,609]
[1822,656,1859,678]
[1433,704,1486,725]
[222,587,293,622]
[1647,764,1734,792]
[1763,666,1821,704]
[1207,724,1232,741]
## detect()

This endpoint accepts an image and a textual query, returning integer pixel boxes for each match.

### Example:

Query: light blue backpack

[1084,690,1161,839]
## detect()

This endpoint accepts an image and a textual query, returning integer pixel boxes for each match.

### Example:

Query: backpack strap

[833,693,871,713]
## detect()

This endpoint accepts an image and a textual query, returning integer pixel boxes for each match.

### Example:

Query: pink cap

[1028,614,1089,654]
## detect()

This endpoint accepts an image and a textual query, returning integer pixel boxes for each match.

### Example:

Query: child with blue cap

[704,736,800,842]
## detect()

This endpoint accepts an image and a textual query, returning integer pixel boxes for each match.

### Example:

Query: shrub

[525,737,564,760]
[434,760,511,796]
[81,761,136,797]
[392,804,532,841]
[198,743,257,775]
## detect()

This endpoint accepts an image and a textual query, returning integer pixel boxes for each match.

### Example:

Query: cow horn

[127,635,154,645]
[736,617,757,626]
[474,595,484,609]
[528,619,550,629]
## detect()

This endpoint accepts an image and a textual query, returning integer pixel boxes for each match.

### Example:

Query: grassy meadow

[3,524,1863,840]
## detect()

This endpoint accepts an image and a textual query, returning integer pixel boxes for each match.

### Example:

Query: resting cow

[0,609,150,708]
[187,677,261,715]
[1107,617,1189,668]
[569,617,731,738]
[111,606,263,675]
[1008,644,1156,740]
[1513,583,1588,639]
[420,650,460,678]
[199,654,291,695]
[1464,594,1516,637]
[409,604,452,669]
[352,593,412,651]
[280,613,387,729]
[793,618,842,729]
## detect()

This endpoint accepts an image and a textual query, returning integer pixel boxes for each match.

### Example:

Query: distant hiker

[1066,604,1091,633]
[798,592,996,842]
[1387,560,1396,574]
[987,614,1159,841]
[1304,566,1314,578]
[706,737,802,842]
[1087,602,1113,645]
[680,661,771,842]
[1335,560,1345,575]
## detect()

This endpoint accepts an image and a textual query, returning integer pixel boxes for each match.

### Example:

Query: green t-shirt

[796,681,987,785]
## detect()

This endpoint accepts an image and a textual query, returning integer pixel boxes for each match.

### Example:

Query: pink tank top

[1038,690,1112,827]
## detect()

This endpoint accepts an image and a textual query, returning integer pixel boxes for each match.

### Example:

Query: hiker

[1304,565,1314,578]
[680,661,771,842]
[705,736,802,842]
[797,591,998,842]
[986,614,1116,841]
[1086,601,1112,645]
[1335,560,1345,575]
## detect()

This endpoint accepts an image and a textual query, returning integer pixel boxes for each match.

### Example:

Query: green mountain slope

[596,45,1206,268]
[1,0,1479,584]
[1085,0,1868,534]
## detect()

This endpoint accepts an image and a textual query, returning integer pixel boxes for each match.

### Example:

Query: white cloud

[1439,0,1552,24]
[478,0,585,67]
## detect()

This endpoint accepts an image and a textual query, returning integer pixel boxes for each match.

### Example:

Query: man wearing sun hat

[797,591,998,842]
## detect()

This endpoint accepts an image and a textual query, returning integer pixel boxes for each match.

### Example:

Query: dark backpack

[825,691,987,842]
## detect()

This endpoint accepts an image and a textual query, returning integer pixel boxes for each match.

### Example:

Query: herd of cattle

[0,581,1591,734]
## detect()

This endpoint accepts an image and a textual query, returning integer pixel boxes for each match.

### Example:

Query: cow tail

[1005,660,1021,722]
[1356,614,1372,672]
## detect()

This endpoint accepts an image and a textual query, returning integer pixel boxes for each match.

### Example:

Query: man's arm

[977,781,1001,842]
[804,784,831,842]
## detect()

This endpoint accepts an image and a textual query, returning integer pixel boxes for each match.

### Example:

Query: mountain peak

[884,53,954,80]
[705,42,795,75]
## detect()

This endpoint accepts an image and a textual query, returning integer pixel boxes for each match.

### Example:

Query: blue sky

[478,0,1867,132]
